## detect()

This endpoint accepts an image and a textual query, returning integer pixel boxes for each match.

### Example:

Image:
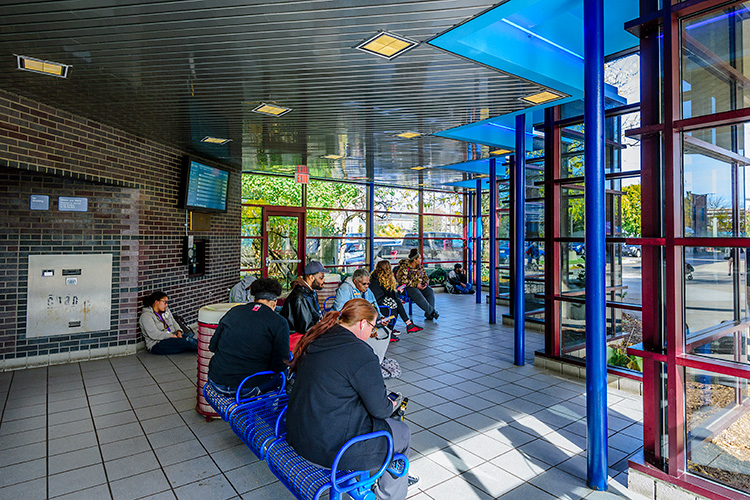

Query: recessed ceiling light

[521,90,563,105]
[474,174,489,179]
[321,154,346,160]
[201,136,231,145]
[490,149,512,155]
[16,55,70,78]
[396,131,422,139]
[410,166,428,170]
[356,31,419,60]
[252,102,292,117]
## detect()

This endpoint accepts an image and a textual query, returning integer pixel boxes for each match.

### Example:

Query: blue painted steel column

[467,191,474,280]
[368,182,375,270]
[584,0,608,490]
[489,158,497,323]
[475,180,482,304]
[514,114,526,366]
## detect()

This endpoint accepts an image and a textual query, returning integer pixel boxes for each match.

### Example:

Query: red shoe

[389,336,400,343]
[406,324,423,333]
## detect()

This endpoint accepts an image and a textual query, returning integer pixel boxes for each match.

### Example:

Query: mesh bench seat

[228,392,288,459]
[265,407,409,500]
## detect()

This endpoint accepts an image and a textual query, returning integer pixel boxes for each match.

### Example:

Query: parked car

[376,232,464,263]
[622,244,641,258]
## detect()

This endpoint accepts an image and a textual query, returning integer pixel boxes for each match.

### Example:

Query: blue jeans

[455,282,473,293]
[207,373,283,400]
[150,336,198,355]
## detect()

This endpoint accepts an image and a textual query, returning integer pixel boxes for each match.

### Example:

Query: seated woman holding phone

[286,298,417,500]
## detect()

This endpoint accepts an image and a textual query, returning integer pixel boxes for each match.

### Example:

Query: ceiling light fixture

[474,174,489,179]
[201,136,231,145]
[16,55,70,78]
[490,149,512,155]
[355,31,419,60]
[410,166,428,170]
[396,131,422,139]
[252,102,292,117]
[521,90,564,105]
[321,154,346,160]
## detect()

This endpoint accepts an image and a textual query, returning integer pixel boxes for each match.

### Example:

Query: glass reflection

[686,367,750,494]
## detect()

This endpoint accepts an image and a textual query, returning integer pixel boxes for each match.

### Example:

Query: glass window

[684,246,748,336]
[306,238,367,269]
[685,367,750,494]
[682,123,750,238]
[308,180,366,210]
[375,186,419,213]
[242,175,302,206]
[423,191,463,215]
[306,210,366,238]
[423,215,464,234]
[561,185,585,237]
[681,4,750,120]
[240,238,262,270]
[241,206,262,237]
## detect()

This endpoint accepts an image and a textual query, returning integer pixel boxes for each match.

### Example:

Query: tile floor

[0,294,647,500]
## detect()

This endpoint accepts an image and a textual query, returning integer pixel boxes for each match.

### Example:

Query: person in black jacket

[287,298,416,500]
[207,278,289,398]
[279,260,325,335]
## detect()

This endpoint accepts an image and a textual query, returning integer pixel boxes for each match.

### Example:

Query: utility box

[26,254,113,338]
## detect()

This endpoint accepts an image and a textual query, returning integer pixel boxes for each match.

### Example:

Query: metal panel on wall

[26,254,113,338]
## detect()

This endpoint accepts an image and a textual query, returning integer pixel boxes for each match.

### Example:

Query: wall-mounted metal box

[26,254,113,338]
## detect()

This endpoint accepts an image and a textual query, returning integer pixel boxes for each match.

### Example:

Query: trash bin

[317,273,341,310]
[196,302,241,420]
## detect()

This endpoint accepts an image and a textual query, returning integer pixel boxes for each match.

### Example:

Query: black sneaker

[407,475,420,487]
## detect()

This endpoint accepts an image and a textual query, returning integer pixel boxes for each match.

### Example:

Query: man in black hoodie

[280,260,325,335]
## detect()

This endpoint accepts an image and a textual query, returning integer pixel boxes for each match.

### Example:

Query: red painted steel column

[663,2,686,477]
[638,0,664,466]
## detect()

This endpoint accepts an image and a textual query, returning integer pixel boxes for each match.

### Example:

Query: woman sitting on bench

[286,298,416,500]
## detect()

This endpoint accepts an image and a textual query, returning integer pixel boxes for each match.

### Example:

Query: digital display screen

[184,160,229,211]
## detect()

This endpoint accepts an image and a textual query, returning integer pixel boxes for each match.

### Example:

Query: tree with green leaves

[621,184,641,237]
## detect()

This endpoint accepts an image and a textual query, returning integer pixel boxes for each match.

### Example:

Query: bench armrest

[330,430,393,495]
[235,371,286,404]
[386,454,409,478]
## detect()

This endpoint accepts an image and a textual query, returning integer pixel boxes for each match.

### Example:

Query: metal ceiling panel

[0,0,551,188]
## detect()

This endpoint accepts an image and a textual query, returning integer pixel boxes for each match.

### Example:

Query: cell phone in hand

[388,392,399,402]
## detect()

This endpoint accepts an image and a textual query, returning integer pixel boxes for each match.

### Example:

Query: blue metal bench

[202,370,284,421]
[204,371,409,500]
[265,407,409,500]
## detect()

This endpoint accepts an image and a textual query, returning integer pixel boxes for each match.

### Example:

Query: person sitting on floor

[280,260,325,348]
[286,298,417,499]
[228,274,256,302]
[371,260,423,334]
[139,291,198,355]
[207,278,289,398]
[395,249,439,320]
[445,263,474,294]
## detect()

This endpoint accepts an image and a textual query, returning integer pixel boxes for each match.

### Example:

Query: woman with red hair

[287,298,416,499]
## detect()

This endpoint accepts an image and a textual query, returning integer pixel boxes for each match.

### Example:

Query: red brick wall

[0,89,241,363]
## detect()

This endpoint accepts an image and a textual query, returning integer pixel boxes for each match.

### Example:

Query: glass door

[262,208,305,293]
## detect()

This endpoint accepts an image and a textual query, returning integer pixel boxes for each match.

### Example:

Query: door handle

[267,259,301,264]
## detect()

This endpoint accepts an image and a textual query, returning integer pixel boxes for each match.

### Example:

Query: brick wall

[0,89,241,366]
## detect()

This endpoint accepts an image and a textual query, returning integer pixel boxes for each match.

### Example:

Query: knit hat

[408,248,421,261]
